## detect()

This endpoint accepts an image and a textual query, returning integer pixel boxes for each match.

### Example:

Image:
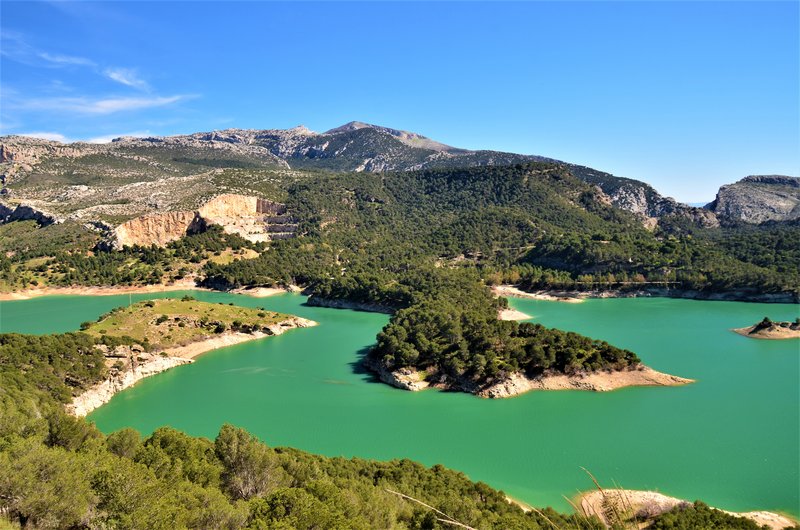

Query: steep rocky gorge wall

[113,193,298,248]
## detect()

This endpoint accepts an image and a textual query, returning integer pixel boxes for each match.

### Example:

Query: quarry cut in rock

[112,193,298,248]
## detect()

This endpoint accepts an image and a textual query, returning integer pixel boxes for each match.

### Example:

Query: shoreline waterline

[0,279,208,301]
[68,316,317,417]
[2,291,797,517]
[576,489,799,530]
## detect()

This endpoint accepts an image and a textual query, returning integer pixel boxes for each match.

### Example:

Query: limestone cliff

[570,164,720,229]
[706,175,800,224]
[113,211,204,248]
[112,193,298,248]
[198,194,291,243]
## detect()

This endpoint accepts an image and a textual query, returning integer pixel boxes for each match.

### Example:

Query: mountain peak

[286,125,315,135]
[324,121,454,152]
[324,121,372,135]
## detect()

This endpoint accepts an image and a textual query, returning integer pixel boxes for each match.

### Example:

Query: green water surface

[1,291,798,516]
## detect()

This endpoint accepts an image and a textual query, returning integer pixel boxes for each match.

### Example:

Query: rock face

[114,211,204,248]
[198,194,292,243]
[67,345,191,417]
[570,164,720,228]
[477,366,694,398]
[363,358,431,391]
[364,360,693,398]
[706,175,800,224]
[733,317,800,340]
[0,201,62,225]
[112,193,297,248]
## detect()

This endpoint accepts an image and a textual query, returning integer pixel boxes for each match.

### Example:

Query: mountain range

[0,121,797,229]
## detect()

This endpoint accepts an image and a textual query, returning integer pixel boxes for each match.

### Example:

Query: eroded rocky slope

[706,175,800,224]
[112,194,297,248]
[2,124,793,234]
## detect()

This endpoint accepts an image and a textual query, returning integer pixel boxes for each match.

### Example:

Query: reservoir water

[1,291,798,516]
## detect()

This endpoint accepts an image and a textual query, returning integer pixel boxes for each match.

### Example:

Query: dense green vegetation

[0,330,596,529]
[199,163,795,386]
[1,161,798,528]
[2,163,797,390]
[0,224,260,290]
[2,330,791,529]
[199,163,798,298]
[645,501,781,530]
[359,268,638,389]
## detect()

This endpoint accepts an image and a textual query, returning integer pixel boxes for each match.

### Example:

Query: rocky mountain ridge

[2,123,795,228]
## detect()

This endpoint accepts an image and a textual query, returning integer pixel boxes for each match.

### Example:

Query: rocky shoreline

[229,285,301,297]
[493,284,798,304]
[305,295,395,314]
[363,358,693,398]
[0,278,205,301]
[577,489,798,530]
[67,316,316,417]
[733,320,800,340]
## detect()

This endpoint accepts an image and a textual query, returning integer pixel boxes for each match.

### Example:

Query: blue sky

[1,1,797,202]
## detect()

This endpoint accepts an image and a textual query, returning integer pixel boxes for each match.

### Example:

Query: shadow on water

[349,346,383,386]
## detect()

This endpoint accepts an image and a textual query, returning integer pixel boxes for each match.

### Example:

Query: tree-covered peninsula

[0,327,789,529]
[5,162,793,395]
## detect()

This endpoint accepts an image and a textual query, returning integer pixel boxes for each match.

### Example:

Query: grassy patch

[84,298,290,348]
[206,248,260,265]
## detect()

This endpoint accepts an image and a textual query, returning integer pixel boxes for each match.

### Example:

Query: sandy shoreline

[478,366,694,398]
[493,284,798,304]
[0,279,206,301]
[492,285,584,303]
[230,285,301,298]
[163,331,269,359]
[498,308,533,321]
[370,364,693,398]
[577,489,798,530]
[0,282,303,302]
[164,316,317,360]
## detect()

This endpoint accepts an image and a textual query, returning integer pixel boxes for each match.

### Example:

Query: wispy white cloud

[2,33,198,131]
[0,32,95,68]
[38,52,95,67]
[104,67,150,91]
[3,33,149,92]
[15,94,194,115]
[14,131,71,142]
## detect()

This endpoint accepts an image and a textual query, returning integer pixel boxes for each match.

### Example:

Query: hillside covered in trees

[2,162,797,393]
[1,330,792,529]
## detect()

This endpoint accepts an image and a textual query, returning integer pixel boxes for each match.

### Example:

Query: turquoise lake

[1,291,798,516]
